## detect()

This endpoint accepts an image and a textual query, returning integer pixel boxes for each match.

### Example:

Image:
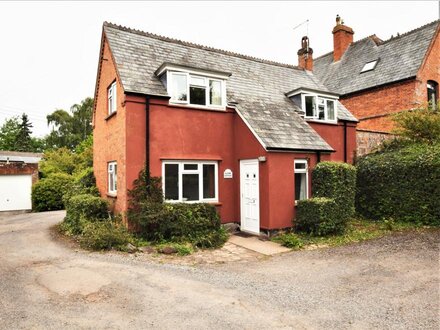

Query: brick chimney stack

[297,36,313,71]
[332,15,354,62]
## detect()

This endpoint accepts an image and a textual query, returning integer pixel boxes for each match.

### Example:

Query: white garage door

[0,175,33,211]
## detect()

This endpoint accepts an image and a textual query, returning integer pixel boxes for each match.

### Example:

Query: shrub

[80,221,133,250]
[74,167,96,188]
[356,142,440,226]
[32,173,74,211]
[295,197,343,236]
[312,161,357,221]
[63,194,109,235]
[39,148,77,177]
[274,233,304,249]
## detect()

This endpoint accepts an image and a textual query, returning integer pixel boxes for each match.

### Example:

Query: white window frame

[167,71,226,110]
[162,160,219,203]
[360,60,378,73]
[301,94,337,123]
[294,159,308,203]
[108,161,117,195]
[108,81,117,115]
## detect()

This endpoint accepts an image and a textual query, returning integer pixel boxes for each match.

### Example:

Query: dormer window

[156,63,230,110]
[302,94,337,122]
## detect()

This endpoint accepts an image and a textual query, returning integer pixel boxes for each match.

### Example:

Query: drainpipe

[146,95,151,188]
[316,151,321,163]
[343,121,347,163]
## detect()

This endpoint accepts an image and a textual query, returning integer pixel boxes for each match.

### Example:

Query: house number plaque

[223,169,233,179]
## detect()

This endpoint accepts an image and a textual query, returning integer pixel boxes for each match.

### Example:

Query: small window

[294,160,308,202]
[302,95,337,122]
[108,81,117,115]
[427,80,438,108]
[108,161,117,194]
[168,72,225,108]
[361,60,378,73]
[163,161,218,202]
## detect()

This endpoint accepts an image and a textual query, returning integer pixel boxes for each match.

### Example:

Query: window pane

[295,173,307,201]
[190,76,205,86]
[203,164,215,199]
[190,86,206,105]
[114,164,117,191]
[318,103,325,120]
[209,80,222,106]
[295,162,306,170]
[171,74,187,101]
[305,96,315,117]
[327,100,335,120]
[184,164,198,170]
[183,174,199,201]
[164,164,179,200]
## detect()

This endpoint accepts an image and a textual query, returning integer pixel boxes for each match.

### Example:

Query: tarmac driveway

[0,211,438,329]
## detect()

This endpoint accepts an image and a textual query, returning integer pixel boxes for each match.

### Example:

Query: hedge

[129,202,227,248]
[63,194,109,235]
[32,173,74,211]
[312,161,357,221]
[356,143,440,225]
[295,197,342,236]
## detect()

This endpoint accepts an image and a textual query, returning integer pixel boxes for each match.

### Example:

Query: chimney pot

[297,36,313,71]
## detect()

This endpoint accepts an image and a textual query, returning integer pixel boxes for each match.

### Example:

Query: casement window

[294,160,308,202]
[427,80,438,108]
[168,72,225,109]
[108,81,117,115]
[302,94,337,122]
[162,161,218,202]
[108,161,117,194]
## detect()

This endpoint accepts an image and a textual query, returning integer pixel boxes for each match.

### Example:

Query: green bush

[80,221,133,250]
[295,197,343,236]
[32,173,74,211]
[74,167,96,188]
[63,194,109,235]
[312,161,357,221]
[356,142,440,226]
[274,233,304,249]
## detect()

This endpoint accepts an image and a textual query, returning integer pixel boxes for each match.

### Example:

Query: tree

[393,103,440,144]
[0,116,20,150]
[46,97,93,150]
[15,113,33,152]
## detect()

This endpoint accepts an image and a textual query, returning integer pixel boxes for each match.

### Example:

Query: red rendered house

[93,22,357,234]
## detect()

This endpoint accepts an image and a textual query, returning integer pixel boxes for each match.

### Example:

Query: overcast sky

[0,0,438,136]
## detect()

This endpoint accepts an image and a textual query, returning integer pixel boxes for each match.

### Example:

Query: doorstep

[229,234,290,256]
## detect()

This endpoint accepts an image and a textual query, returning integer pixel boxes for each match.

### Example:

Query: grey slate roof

[0,151,42,164]
[103,22,357,151]
[314,20,439,95]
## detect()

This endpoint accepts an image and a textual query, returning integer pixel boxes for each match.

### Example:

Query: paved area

[0,211,439,329]
[229,234,291,255]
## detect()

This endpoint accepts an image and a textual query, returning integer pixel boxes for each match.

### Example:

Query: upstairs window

[168,72,225,109]
[108,161,117,194]
[361,60,378,73]
[427,80,438,108]
[108,81,117,115]
[302,94,337,122]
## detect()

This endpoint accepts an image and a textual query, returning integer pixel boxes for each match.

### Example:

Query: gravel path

[0,211,438,329]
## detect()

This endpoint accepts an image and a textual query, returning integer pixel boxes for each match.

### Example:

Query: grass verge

[272,219,431,250]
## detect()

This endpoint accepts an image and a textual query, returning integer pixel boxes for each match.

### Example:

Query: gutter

[266,147,334,153]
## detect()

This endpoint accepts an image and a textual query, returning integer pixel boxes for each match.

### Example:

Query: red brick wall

[93,37,127,213]
[332,25,354,62]
[0,163,39,184]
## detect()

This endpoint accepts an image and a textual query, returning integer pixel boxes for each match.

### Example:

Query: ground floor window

[294,160,308,202]
[162,160,218,202]
[108,161,117,194]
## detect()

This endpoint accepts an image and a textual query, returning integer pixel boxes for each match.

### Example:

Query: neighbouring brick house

[0,151,42,212]
[313,16,439,155]
[93,22,358,234]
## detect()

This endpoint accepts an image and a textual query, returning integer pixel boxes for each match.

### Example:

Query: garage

[0,174,33,211]
[0,151,42,212]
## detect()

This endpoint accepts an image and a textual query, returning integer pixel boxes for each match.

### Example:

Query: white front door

[0,175,33,211]
[240,159,260,234]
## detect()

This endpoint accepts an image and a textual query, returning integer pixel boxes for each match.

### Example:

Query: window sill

[305,119,338,125]
[168,102,227,112]
[105,111,117,121]
[107,193,117,198]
